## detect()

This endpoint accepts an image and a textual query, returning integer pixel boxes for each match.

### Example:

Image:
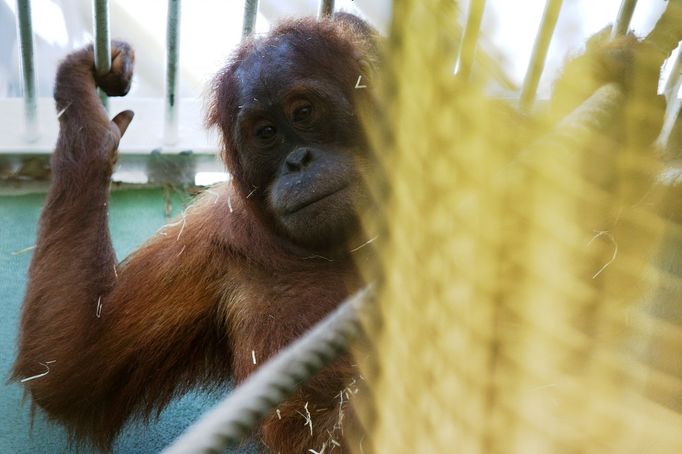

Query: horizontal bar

[0,98,218,154]
[164,0,181,145]
[318,0,335,18]
[0,151,226,189]
[16,0,39,142]
[456,0,487,80]
[611,0,638,39]
[519,0,564,112]
[242,0,259,39]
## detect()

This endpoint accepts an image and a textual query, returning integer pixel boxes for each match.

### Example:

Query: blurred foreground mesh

[359,1,682,452]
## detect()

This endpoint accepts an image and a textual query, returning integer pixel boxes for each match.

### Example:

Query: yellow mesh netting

[360,1,682,452]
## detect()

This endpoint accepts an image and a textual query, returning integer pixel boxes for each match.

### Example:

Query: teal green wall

[0,189,256,453]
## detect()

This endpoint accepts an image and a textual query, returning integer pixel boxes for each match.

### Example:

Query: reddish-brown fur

[13,15,377,453]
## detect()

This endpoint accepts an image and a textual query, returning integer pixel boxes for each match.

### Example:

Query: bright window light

[195,171,230,187]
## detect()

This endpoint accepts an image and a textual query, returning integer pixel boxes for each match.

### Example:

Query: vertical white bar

[519,0,564,113]
[318,0,335,18]
[164,0,181,145]
[456,0,487,80]
[657,44,682,148]
[611,0,638,39]
[93,0,111,110]
[242,0,259,39]
[16,0,39,142]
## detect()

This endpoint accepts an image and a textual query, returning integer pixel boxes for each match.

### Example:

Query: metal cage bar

[456,0,487,80]
[664,45,682,100]
[16,0,38,142]
[611,0,638,39]
[93,0,111,108]
[519,0,563,112]
[658,44,682,148]
[164,0,181,145]
[318,0,335,18]
[242,0,259,39]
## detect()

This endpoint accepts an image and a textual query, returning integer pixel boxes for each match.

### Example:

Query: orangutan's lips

[283,185,348,215]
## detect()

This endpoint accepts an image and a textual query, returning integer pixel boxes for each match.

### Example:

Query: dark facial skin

[232,38,369,250]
